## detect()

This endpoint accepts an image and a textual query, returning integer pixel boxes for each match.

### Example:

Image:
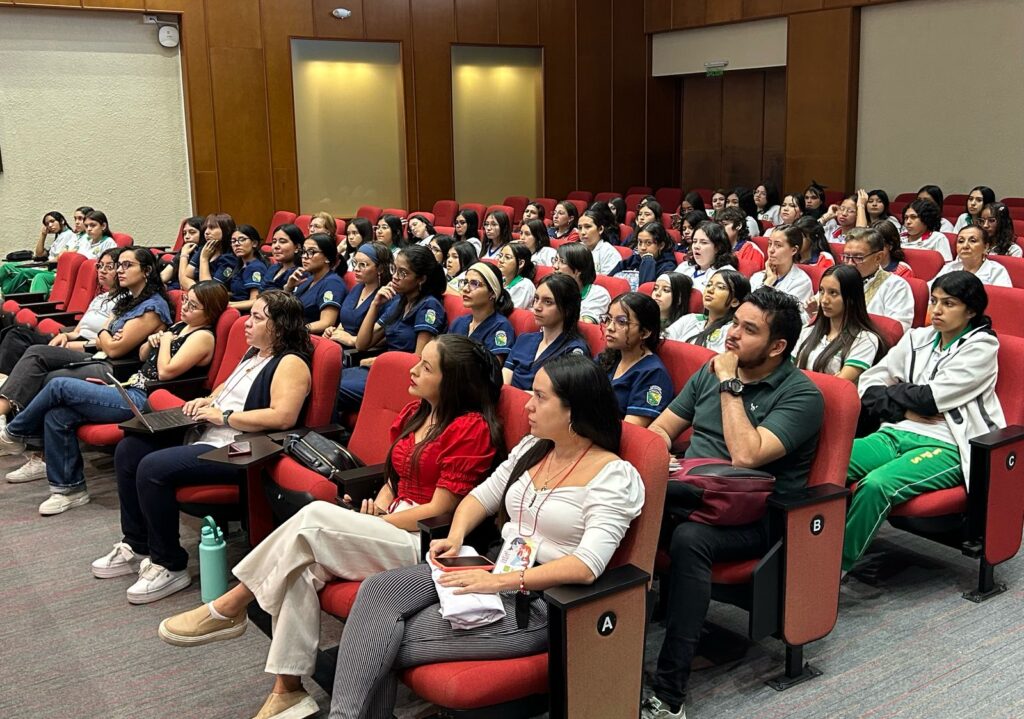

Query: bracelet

[518,569,527,595]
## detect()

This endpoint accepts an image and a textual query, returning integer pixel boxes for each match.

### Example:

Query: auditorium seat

[442,293,471,324]
[989,254,1024,288]
[3,252,85,317]
[534,198,557,218]
[577,320,605,356]
[737,251,765,277]
[265,210,297,240]
[655,187,684,212]
[983,285,1024,337]
[431,200,459,227]
[625,193,644,213]
[800,261,828,293]
[459,203,486,222]
[625,185,653,197]
[564,199,587,215]
[1001,197,1024,207]
[612,244,632,262]
[907,277,929,327]
[566,190,593,204]
[381,208,407,220]
[594,191,620,203]
[752,235,770,256]
[501,196,529,224]
[823,190,846,206]
[15,255,98,326]
[903,247,945,281]
[692,188,713,205]
[293,214,312,236]
[355,206,383,224]
[868,313,904,349]
[112,232,134,248]
[508,307,538,336]
[485,204,515,222]
[894,192,917,203]
[409,211,436,225]
[594,274,630,299]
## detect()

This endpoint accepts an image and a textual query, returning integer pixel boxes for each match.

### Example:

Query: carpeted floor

[2,448,1023,718]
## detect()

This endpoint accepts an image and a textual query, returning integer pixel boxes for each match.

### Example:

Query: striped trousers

[328,563,549,719]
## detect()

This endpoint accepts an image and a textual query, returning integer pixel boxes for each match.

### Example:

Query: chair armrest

[418,513,455,556]
[343,346,386,365]
[107,357,143,382]
[144,376,208,400]
[965,425,1024,565]
[34,312,79,326]
[5,291,48,304]
[544,564,649,610]
[19,301,63,314]
[197,435,284,468]
[265,424,346,443]
[766,483,850,512]
[332,463,386,504]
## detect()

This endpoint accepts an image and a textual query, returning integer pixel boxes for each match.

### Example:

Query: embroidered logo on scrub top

[425,309,437,325]
[223,268,234,278]
[495,330,508,347]
[252,272,262,283]
[571,347,585,356]
[324,291,334,302]
[646,385,663,407]
[709,328,722,342]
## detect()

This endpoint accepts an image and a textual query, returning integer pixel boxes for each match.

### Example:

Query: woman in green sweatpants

[844,271,1005,571]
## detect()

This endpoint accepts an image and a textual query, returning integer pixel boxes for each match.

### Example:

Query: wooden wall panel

[721,72,764,188]
[539,0,577,198]
[743,0,782,18]
[455,0,499,43]
[671,0,706,29]
[680,76,722,189]
[12,0,82,6]
[704,0,741,25]
[205,0,262,48]
[497,0,539,45]
[312,0,364,39]
[645,40,679,190]
[645,0,672,33]
[762,69,786,186]
[782,0,822,10]
[85,0,144,8]
[575,0,613,192]
[363,0,410,39]
[611,0,647,192]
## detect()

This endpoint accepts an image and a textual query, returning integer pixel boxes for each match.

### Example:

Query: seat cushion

[268,457,338,503]
[401,654,548,709]
[889,486,968,517]
[318,580,361,619]
[711,559,758,585]
[175,485,239,504]
[76,423,124,446]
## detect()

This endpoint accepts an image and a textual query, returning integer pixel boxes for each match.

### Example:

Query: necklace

[526,442,593,508]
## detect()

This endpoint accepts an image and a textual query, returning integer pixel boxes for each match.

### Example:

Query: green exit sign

[705,67,724,78]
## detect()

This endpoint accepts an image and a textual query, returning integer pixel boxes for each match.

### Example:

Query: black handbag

[5,250,33,262]
[282,431,362,483]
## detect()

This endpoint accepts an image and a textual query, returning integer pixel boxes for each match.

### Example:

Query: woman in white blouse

[520,219,557,267]
[749,225,814,307]
[930,225,1012,289]
[673,222,737,292]
[323,354,644,719]
[795,264,886,383]
[900,199,952,261]
[665,269,750,353]
[754,181,782,226]
[496,241,537,310]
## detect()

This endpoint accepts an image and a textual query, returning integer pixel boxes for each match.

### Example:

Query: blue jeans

[7,377,146,494]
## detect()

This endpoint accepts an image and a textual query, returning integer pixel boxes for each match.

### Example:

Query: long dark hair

[931,271,992,331]
[406,213,436,243]
[692,269,749,347]
[455,209,480,242]
[345,217,375,262]
[384,245,446,328]
[691,221,737,270]
[682,191,706,214]
[729,187,758,221]
[866,189,892,222]
[871,219,906,264]
[484,209,514,253]
[258,289,314,358]
[42,211,70,234]
[505,241,536,282]
[965,186,996,220]
[384,334,506,493]
[448,240,478,278]
[661,272,693,326]
[85,210,114,240]
[597,292,661,373]
[271,223,305,268]
[804,181,827,219]
[537,272,583,343]
[233,223,265,272]
[497,353,621,525]
[522,219,550,254]
[111,247,172,319]
[982,202,1017,256]
[378,214,406,250]
[469,262,515,317]
[794,215,832,264]
[795,264,886,373]
[556,241,598,287]
[204,213,235,255]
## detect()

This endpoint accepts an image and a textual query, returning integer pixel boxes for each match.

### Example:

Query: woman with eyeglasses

[262,223,304,290]
[451,262,516,359]
[342,217,374,273]
[597,292,672,428]
[184,213,237,292]
[374,214,406,257]
[339,245,448,412]
[624,201,662,249]
[284,233,347,335]
[841,227,915,331]
[480,209,514,261]
[929,225,1012,289]
[0,282,227,514]
[324,241,392,350]
[651,272,693,336]
[503,273,589,390]
[444,240,479,294]
[819,194,859,243]
[453,209,482,255]
[554,242,611,324]
[673,221,738,292]
[665,269,750,352]
[226,224,269,312]
[952,187,996,234]
[977,202,1023,257]
[496,242,537,310]
[307,212,337,241]
[612,222,678,285]
[548,201,580,243]
[900,199,952,261]
[519,219,557,267]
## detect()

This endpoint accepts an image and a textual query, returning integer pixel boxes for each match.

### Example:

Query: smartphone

[431,556,495,572]
[227,441,252,457]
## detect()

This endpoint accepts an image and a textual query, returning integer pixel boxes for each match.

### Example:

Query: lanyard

[517,443,592,537]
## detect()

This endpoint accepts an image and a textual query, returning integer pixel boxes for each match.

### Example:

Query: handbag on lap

[666,458,775,526]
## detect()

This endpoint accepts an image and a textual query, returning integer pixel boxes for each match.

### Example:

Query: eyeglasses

[95,262,115,271]
[483,222,499,228]
[551,257,564,268]
[841,251,880,264]
[389,265,412,280]
[117,261,140,271]
[230,237,252,246]
[598,314,636,329]
[301,249,321,258]
[353,261,374,271]
[182,299,204,311]
[457,278,486,291]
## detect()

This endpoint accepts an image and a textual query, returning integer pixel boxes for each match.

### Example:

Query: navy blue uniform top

[377,295,447,352]
[503,331,590,391]
[338,282,379,335]
[610,250,678,285]
[227,258,269,301]
[608,352,673,419]
[262,263,298,290]
[450,311,516,358]
[294,272,347,323]
[189,249,237,285]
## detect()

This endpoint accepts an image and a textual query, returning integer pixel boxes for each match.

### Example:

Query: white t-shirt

[901,230,952,261]
[749,265,814,306]
[48,229,78,260]
[745,216,761,239]
[930,258,1012,288]
[78,236,118,260]
[952,214,973,233]
[939,217,955,234]
[674,263,736,292]
[758,206,781,226]
[991,244,1023,258]
[506,276,536,310]
[580,283,611,323]
[794,325,880,375]
[664,314,729,352]
[195,353,271,448]
[591,240,621,276]
[532,246,558,267]
[865,272,915,331]
[77,292,117,340]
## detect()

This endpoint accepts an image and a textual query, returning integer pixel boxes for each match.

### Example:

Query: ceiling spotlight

[332,8,352,19]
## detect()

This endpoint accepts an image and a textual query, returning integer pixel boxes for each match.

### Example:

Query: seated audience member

[341,217,374,272]
[819,194,858,242]
[480,209,513,261]
[521,201,545,224]
[978,202,1023,257]
[952,186,995,233]
[496,242,536,309]
[226,224,269,312]
[323,241,391,350]
[520,218,557,267]
[503,273,589,390]
[679,210,708,256]
[156,335,505,719]
[261,223,303,290]
[578,209,620,275]
[726,187,762,238]
[612,222,677,284]
[803,182,827,220]
[916,184,956,234]
[707,189,727,220]
[554,242,610,323]
[900,199,952,261]
[284,233,346,335]
[0,282,227,514]
[89,291,311,604]
[306,212,337,241]
[452,209,481,255]
[597,292,672,427]
[10,210,118,295]
[665,269,750,352]
[451,262,516,359]
[186,213,237,291]
[642,287,823,719]
[406,213,436,247]
[35,210,77,260]
[754,181,782,226]
[844,272,1003,574]
[930,225,1011,288]
[794,215,835,268]
[163,217,205,289]
[843,227,915,331]
[588,201,621,246]
[427,234,453,269]
[795,265,886,382]
[444,239,478,293]
[339,245,447,411]
[549,201,580,244]
[625,201,662,248]
[674,221,737,292]
[856,189,901,230]
[870,220,914,278]
[0,248,119,376]
[680,191,707,217]
[608,196,628,226]
[716,207,764,270]
[749,225,814,308]
[651,272,693,336]
[374,214,406,256]
[778,192,805,227]
[320,354,643,719]
[70,206,94,245]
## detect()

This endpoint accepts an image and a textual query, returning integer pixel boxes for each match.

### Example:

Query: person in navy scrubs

[226,224,269,312]
[502,273,589,391]
[324,240,392,351]
[262,223,303,291]
[284,233,347,335]
[450,261,515,360]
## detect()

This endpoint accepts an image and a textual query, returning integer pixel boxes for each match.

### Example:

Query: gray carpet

[2,449,1023,718]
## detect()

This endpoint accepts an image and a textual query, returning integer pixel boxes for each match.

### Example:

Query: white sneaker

[641,695,686,719]
[39,490,90,515]
[92,542,148,579]
[0,428,25,456]
[0,373,8,386]
[127,561,191,604]
[7,455,47,483]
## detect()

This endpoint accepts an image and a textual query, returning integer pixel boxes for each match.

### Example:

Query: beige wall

[0,7,191,256]
[651,18,788,77]
[857,0,1024,197]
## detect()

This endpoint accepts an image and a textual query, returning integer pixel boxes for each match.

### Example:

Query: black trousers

[653,517,770,708]
[0,325,54,374]
[0,344,112,410]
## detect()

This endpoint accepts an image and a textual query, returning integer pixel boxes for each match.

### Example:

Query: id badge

[619,269,640,292]
[492,535,541,575]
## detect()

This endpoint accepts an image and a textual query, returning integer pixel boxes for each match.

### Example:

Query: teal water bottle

[198,516,228,603]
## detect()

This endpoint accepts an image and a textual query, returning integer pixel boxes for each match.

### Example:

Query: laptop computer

[108,372,201,433]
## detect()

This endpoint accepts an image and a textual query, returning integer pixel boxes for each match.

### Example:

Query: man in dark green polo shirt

[641,287,824,719]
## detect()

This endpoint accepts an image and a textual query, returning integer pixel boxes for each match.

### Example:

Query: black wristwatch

[719,377,744,396]
[222,409,234,427]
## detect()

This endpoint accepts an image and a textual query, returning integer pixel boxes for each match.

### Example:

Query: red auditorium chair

[907,277,929,327]
[945,193,968,208]
[625,193,645,213]
[894,192,917,203]
[655,188,684,211]
[829,242,845,260]
[1008,207,1024,221]
[15,256,99,326]
[509,308,537,336]
[577,320,605,356]
[408,211,435,225]
[658,339,714,395]
[502,195,529,223]
[594,274,630,299]
[868,313,904,349]
[382,208,408,219]
[692,188,713,205]
[1002,197,1024,207]
[626,185,653,197]
[355,206,383,224]
[660,213,674,228]
[564,199,587,215]
[1014,220,1024,237]
[886,335,1024,601]
[989,255,1024,288]
[400,422,669,718]
[656,370,858,689]
[293,214,312,236]
[800,261,828,293]
[459,203,487,222]
[534,265,554,281]
[485,204,515,222]
[566,190,593,204]
[752,235,770,256]
[265,211,297,240]
[942,233,958,258]
[594,192,620,203]
[534,198,557,218]
[112,232,134,248]
[737,251,766,277]
[625,211,636,226]
[442,293,471,324]
[3,252,86,317]
[823,191,846,207]
[612,244,632,262]
[984,285,1024,337]
[620,223,633,243]
[889,201,906,220]
[431,201,459,227]
[903,248,945,281]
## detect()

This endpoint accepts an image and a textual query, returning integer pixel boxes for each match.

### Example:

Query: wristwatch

[719,377,744,396]
[222,409,234,427]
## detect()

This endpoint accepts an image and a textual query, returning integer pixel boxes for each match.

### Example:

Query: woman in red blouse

[156,334,505,718]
